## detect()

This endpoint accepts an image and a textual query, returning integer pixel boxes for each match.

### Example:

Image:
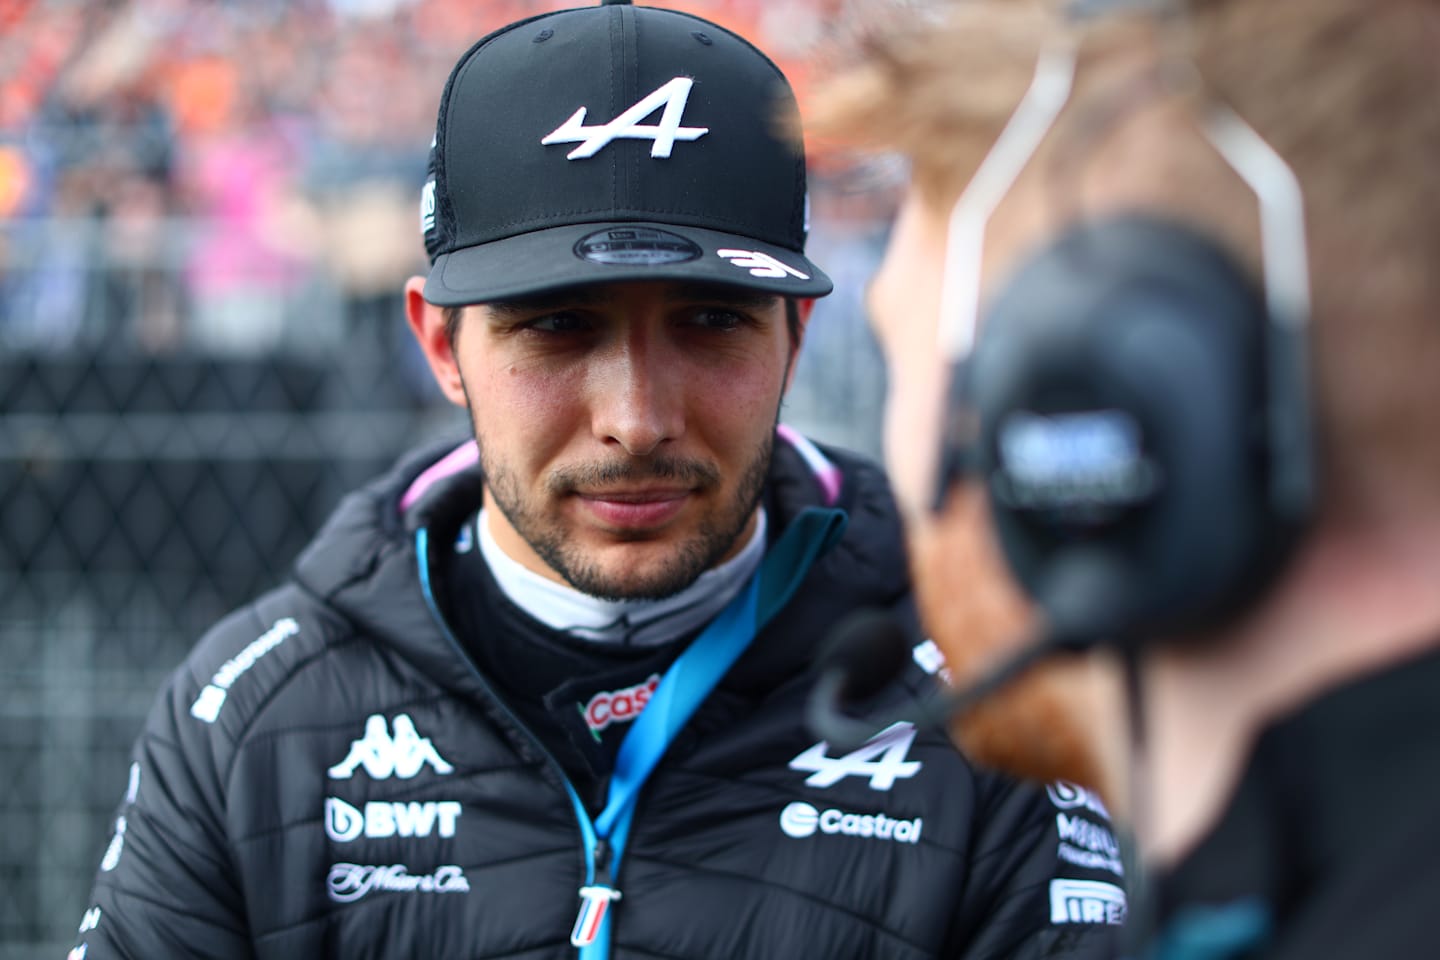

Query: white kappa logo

[542,77,709,159]
[717,249,810,281]
[328,714,454,781]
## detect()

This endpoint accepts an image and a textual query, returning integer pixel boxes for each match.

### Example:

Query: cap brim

[424,221,832,305]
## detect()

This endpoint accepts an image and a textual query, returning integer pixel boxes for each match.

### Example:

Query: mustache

[549,457,721,492]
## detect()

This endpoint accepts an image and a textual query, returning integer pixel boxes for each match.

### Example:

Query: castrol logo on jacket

[582,674,660,734]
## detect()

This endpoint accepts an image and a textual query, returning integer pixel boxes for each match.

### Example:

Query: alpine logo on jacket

[779,724,925,845]
[788,722,922,791]
[328,714,454,780]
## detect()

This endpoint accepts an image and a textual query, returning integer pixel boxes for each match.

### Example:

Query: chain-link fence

[0,330,466,958]
[0,207,886,956]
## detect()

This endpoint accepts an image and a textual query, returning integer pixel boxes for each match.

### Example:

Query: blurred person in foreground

[73,2,1122,957]
[811,0,1440,955]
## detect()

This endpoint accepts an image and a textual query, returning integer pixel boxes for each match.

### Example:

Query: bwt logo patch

[325,798,463,843]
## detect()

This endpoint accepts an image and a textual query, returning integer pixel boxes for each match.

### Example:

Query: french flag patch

[571,884,622,947]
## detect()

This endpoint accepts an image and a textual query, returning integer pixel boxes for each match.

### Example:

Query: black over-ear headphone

[957,212,1311,648]
[930,28,1317,653]
[810,25,1317,749]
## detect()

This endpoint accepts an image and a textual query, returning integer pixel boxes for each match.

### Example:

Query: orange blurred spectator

[0,145,30,217]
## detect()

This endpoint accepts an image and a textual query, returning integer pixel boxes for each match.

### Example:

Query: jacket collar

[291,429,910,697]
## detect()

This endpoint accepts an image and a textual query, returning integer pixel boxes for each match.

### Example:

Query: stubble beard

[479,431,774,602]
[912,487,1116,800]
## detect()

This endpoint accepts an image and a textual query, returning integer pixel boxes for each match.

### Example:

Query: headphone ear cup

[970,215,1302,644]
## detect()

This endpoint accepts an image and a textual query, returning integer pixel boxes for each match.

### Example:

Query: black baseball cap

[420,0,832,305]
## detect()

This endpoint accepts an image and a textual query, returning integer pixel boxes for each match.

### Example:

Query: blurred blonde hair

[811,0,1440,525]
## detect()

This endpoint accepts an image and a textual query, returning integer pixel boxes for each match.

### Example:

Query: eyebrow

[484,283,780,320]
[665,283,779,310]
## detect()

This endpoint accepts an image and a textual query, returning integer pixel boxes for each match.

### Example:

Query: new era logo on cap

[421,0,831,306]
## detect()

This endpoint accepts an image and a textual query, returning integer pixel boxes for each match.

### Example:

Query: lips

[575,488,691,529]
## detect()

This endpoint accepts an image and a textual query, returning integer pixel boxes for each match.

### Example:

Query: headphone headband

[933,16,1315,647]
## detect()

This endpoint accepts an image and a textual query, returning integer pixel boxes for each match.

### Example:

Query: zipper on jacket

[415,527,611,956]
[571,838,621,948]
[415,509,844,959]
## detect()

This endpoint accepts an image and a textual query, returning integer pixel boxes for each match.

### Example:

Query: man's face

[866,183,1120,795]
[437,281,802,601]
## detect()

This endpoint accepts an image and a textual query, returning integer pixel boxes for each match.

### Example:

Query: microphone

[807,611,1064,750]
[807,548,1133,750]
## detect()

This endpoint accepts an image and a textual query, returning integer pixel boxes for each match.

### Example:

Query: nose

[590,328,684,457]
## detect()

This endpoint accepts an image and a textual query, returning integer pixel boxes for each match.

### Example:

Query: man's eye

[688,308,746,331]
[527,311,591,334]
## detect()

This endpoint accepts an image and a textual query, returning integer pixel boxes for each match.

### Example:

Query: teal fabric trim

[1152,898,1272,960]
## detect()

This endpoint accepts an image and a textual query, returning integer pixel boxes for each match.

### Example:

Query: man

[812,0,1440,956]
[73,2,1120,958]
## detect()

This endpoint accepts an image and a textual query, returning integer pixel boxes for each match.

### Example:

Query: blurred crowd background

[0,0,894,954]
[0,0,887,358]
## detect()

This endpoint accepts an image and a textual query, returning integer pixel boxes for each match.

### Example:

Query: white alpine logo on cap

[718,249,810,281]
[542,77,709,159]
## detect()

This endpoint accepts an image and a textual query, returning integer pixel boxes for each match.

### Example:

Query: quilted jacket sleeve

[946,775,1128,959]
[68,632,256,959]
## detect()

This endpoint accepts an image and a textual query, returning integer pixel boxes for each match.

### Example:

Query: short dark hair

[442,305,463,345]
[442,298,803,347]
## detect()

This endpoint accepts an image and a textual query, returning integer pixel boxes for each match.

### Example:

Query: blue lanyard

[569,507,846,958]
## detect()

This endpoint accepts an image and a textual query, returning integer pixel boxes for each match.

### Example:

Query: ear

[783,297,816,393]
[405,275,467,407]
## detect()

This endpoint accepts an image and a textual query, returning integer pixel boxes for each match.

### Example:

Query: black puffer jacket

[75,432,1123,959]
